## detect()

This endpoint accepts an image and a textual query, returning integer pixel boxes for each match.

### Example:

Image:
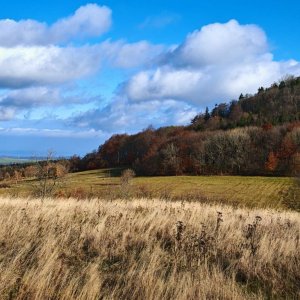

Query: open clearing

[2,169,294,209]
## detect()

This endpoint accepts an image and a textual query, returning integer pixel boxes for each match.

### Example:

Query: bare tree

[120,169,135,198]
[4,172,10,182]
[33,151,68,200]
[13,170,22,184]
[24,165,39,178]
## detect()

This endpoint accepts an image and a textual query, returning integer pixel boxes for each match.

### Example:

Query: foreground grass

[1,169,295,209]
[0,197,299,299]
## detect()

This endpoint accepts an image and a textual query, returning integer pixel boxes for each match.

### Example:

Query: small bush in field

[119,169,136,198]
[120,169,136,185]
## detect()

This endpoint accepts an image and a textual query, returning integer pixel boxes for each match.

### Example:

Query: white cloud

[2,16,300,149]
[0,4,162,90]
[0,40,164,89]
[0,86,100,121]
[0,87,61,108]
[126,67,204,102]
[0,5,112,89]
[0,4,112,47]
[50,4,111,43]
[98,40,165,68]
[166,20,268,67]
[0,45,102,88]
[72,96,197,133]
[124,20,300,106]
[0,127,105,138]
[0,107,16,121]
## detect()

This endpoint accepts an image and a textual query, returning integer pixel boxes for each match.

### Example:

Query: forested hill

[77,76,300,176]
[190,76,300,131]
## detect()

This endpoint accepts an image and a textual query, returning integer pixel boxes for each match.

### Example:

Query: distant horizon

[0,154,66,159]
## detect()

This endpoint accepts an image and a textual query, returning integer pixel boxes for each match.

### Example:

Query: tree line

[77,122,300,176]
[74,76,300,176]
[0,158,69,186]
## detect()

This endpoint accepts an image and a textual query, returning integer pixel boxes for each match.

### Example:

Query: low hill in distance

[190,75,300,131]
[0,157,33,165]
[78,76,300,177]
[1,76,299,177]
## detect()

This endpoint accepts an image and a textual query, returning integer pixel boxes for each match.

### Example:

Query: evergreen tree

[204,107,210,121]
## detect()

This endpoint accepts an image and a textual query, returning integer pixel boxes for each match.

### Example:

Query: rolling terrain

[0,168,295,209]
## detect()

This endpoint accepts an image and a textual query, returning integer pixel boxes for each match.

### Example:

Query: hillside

[78,77,300,177]
[1,77,299,179]
[191,75,300,131]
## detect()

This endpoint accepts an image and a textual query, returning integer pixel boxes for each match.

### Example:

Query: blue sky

[0,0,300,156]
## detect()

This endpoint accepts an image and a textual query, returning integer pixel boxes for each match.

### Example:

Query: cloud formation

[0,86,101,121]
[72,96,197,133]
[97,40,164,69]
[0,4,112,47]
[124,20,300,105]
[0,4,111,90]
[68,20,300,138]
[0,45,102,88]
[165,20,268,67]
[0,40,164,89]
[1,10,300,156]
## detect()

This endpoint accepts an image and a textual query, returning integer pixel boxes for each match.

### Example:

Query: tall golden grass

[0,197,299,299]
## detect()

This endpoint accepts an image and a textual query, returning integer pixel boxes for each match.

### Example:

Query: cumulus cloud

[0,86,100,121]
[2,15,300,154]
[70,20,300,137]
[0,5,112,90]
[3,87,63,106]
[0,45,102,88]
[165,20,268,67]
[97,40,165,68]
[124,20,300,106]
[0,4,112,47]
[71,96,197,133]
[125,67,204,102]
[0,40,164,89]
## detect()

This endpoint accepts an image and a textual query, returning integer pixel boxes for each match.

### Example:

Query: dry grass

[0,197,299,299]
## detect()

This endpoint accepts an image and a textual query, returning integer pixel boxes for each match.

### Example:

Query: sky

[1,0,300,156]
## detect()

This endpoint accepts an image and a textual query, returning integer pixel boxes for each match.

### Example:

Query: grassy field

[0,171,298,298]
[0,168,295,209]
[0,197,299,299]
